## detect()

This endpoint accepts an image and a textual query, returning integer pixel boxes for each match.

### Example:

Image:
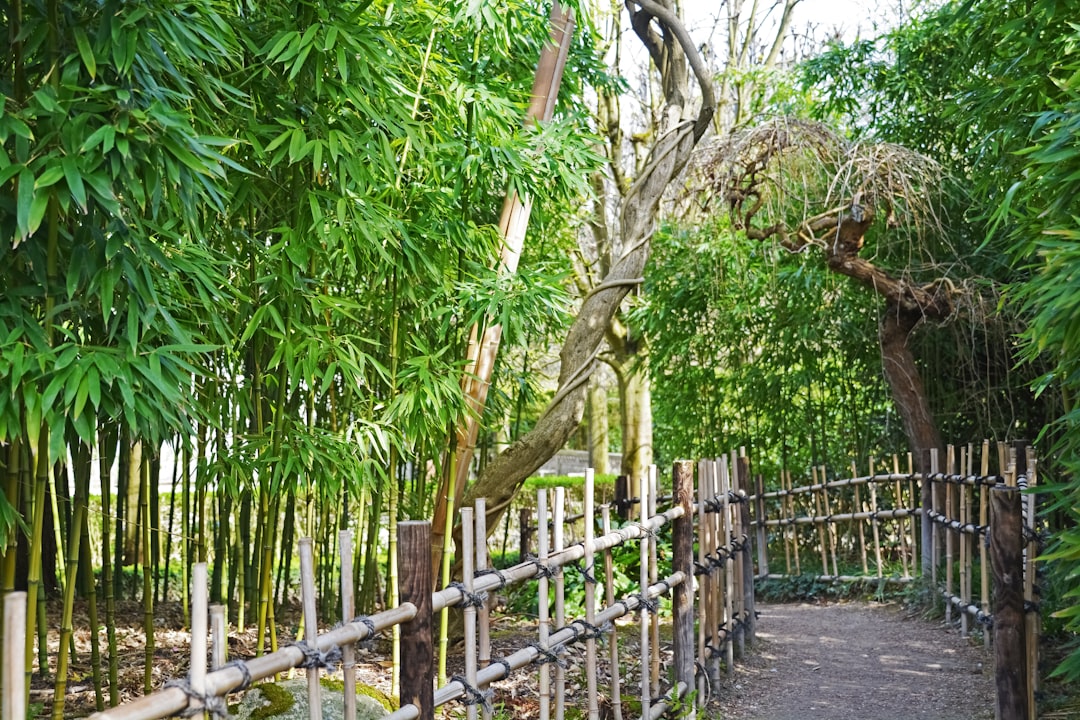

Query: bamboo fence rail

[3,458,755,720]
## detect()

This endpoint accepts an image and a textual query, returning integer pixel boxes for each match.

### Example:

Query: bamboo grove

[0,0,602,711]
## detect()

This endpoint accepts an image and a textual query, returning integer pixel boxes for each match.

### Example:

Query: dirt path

[714,602,994,720]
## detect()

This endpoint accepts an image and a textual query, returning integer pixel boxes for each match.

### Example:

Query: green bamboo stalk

[437,455,457,686]
[25,434,50,698]
[100,425,119,707]
[1,437,21,593]
[81,504,104,711]
[181,436,191,620]
[161,445,180,603]
[51,443,88,720]
[141,452,154,693]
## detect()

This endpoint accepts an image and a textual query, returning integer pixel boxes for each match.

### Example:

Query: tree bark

[460,0,716,542]
[617,353,653,486]
[587,376,610,474]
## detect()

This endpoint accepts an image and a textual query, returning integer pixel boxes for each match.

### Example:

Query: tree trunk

[461,0,716,545]
[587,376,610,474]
[879,302,943,468]
[618,355,653,487]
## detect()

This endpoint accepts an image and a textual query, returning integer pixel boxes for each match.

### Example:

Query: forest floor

[29,597,1073,720]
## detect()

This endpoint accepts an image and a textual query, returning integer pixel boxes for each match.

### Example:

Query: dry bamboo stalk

[722,457,735,678]
[892,455,910,578]
[930,448,941,591]
[945,446,955,627]
[461,508,479,720]
[733,462,746,659]
[819,465,839,577]
[648,464,661,697]
[638,471,651,715]
[707,461,721,688]
[474,499,493,720]
[781,472,792,574]
[907,452,919,576]
[553,487,566,720]
[584,469,599,720]
[764,507,922,527]
[852,461,868,575]
[600,506,623,720]
[190,564,208,720]
[538,492,551,720]
[3,592,26,720]
[339,531,356,720]
[961,447,972,638]
[787,471,801,575]
[210,605,226,671]
[298,540,322,720]
[980,441,991,650]
[811,466,829,575]
[696,461,709,707]
[868,458,883,578]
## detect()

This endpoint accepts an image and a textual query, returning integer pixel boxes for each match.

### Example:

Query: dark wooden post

[754,473,768,578]
[615,475,630,521]
[671,460,695,689]
[991,473,1028,720]
[518,507,533,561]
[920,448,935,580]
[399,522,434,720]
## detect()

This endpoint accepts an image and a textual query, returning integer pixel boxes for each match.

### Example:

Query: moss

[248,683,294,720]
[320,677,344,692]
[355,682,398,711]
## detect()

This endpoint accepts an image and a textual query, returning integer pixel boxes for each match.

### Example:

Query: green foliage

[246,683,294,720]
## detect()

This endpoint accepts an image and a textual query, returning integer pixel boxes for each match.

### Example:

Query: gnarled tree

[461,0,716,533]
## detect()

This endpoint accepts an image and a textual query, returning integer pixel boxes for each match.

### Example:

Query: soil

[716,602,995,720]
[31,598,998,720]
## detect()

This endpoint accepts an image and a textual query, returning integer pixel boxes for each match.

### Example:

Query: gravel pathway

[714,602,995,720]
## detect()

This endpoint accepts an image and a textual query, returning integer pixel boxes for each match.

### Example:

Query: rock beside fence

[232,678,388,720]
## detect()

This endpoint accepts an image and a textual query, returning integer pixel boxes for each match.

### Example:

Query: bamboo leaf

[74,27,97,79]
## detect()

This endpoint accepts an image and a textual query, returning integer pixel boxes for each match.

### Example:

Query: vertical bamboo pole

[538,492,551,720]
[960,447,971,638]
[696,461,709,708]
[584,469,600,720]
[648,465,660,697]
[461,507,479,720]
[753,473,768,578]
[707,461,721,688]
[852,461,868,575]
[819,465,838,578]
[893,455,910,579]
[868,457,883,578]
[191,564,209,719]
[399,522,434,720]
[340,530,356,720]
[474,498,493,720]
[4,592,26,720]
[946,446,955,627]
[721,457,734,678]
[787,471,800,575]
[980,440,990,650]
[733,459,746,658]
[930,449,940,590]
[210,605,227,670]
[299,539,322,720]
[553,486,566,720]
[601,506,623,720]
[1023,448,1038,720]
[780,475,792,574]
[638,471,650,714]
[906,452,919,577]
[811,466,828,575]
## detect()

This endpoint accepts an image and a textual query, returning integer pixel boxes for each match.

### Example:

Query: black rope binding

[222,659,254,693]
[528,642,569,669]
[474,567,510,589]
[292,640,343,670]
[491,659,513,680]
[450,675,494,713]
[165,679,229,718]
[447,581,489,609]
[349,616,379,649]
[575,560,598,585]
[635,594,660,614]
[571,619,611,641]
[525,554,557,579]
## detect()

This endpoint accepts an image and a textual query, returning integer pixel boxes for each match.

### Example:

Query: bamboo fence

[4,458,755,720]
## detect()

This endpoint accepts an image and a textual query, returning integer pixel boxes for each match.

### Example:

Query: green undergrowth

[523,473,618,492]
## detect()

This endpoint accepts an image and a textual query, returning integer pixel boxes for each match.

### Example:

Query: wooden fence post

[990,473,1028,720]
[921,448,935,579]
[399,522,434,720]
[519,508,532,561]
[672,460,695,691]
[739,496,756,645]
